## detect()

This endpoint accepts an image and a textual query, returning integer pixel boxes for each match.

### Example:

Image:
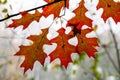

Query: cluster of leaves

[5,0,120,73]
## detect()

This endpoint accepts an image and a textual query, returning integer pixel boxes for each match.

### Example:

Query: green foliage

[0,0,7,4]
[73,52,86,65]
[2,8,8,13]
[91,53,101,80]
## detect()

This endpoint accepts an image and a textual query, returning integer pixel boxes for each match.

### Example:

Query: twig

[93,27,119,73]
[59,0,66,17]
[103,45,119,73]
[108,20,120,74]
[0,0,64,22]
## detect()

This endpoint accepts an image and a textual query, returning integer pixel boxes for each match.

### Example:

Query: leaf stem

[0,0,64,22]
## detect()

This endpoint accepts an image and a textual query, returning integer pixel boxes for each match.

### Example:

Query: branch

[108,20,120,74]
[93,26,119,73]
[0,0,64,22]
[103,45,119,73]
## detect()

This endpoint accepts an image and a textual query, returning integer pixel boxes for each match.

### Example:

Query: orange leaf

[67,0,92,29]
[76,28,98,57]
[97,0,120,23]
[8,10,42,29]
[15,29,49,73]
[42,0,69,18]
[49,28,76,68]
[10,0,99,71]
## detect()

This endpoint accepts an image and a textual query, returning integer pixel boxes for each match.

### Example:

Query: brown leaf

[15,29,49,73]
[8,10,42,29]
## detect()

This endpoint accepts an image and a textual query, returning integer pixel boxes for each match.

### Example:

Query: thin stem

[0,0,64,22]
[59,0,66,17]
[93,27,119,73]
[108,20,120,74]
[103,46,119,72]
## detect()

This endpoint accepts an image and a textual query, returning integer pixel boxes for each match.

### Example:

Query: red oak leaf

[76,28,98,57]
[8,10,42,29]
[67,0,92,29]
[49,28,76,68]
[15,29,49,73]
[97,0,120,23]
[8,0,100,72]
[42,0,69,18]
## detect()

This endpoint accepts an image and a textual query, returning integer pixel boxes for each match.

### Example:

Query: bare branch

[108,20,120,74]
